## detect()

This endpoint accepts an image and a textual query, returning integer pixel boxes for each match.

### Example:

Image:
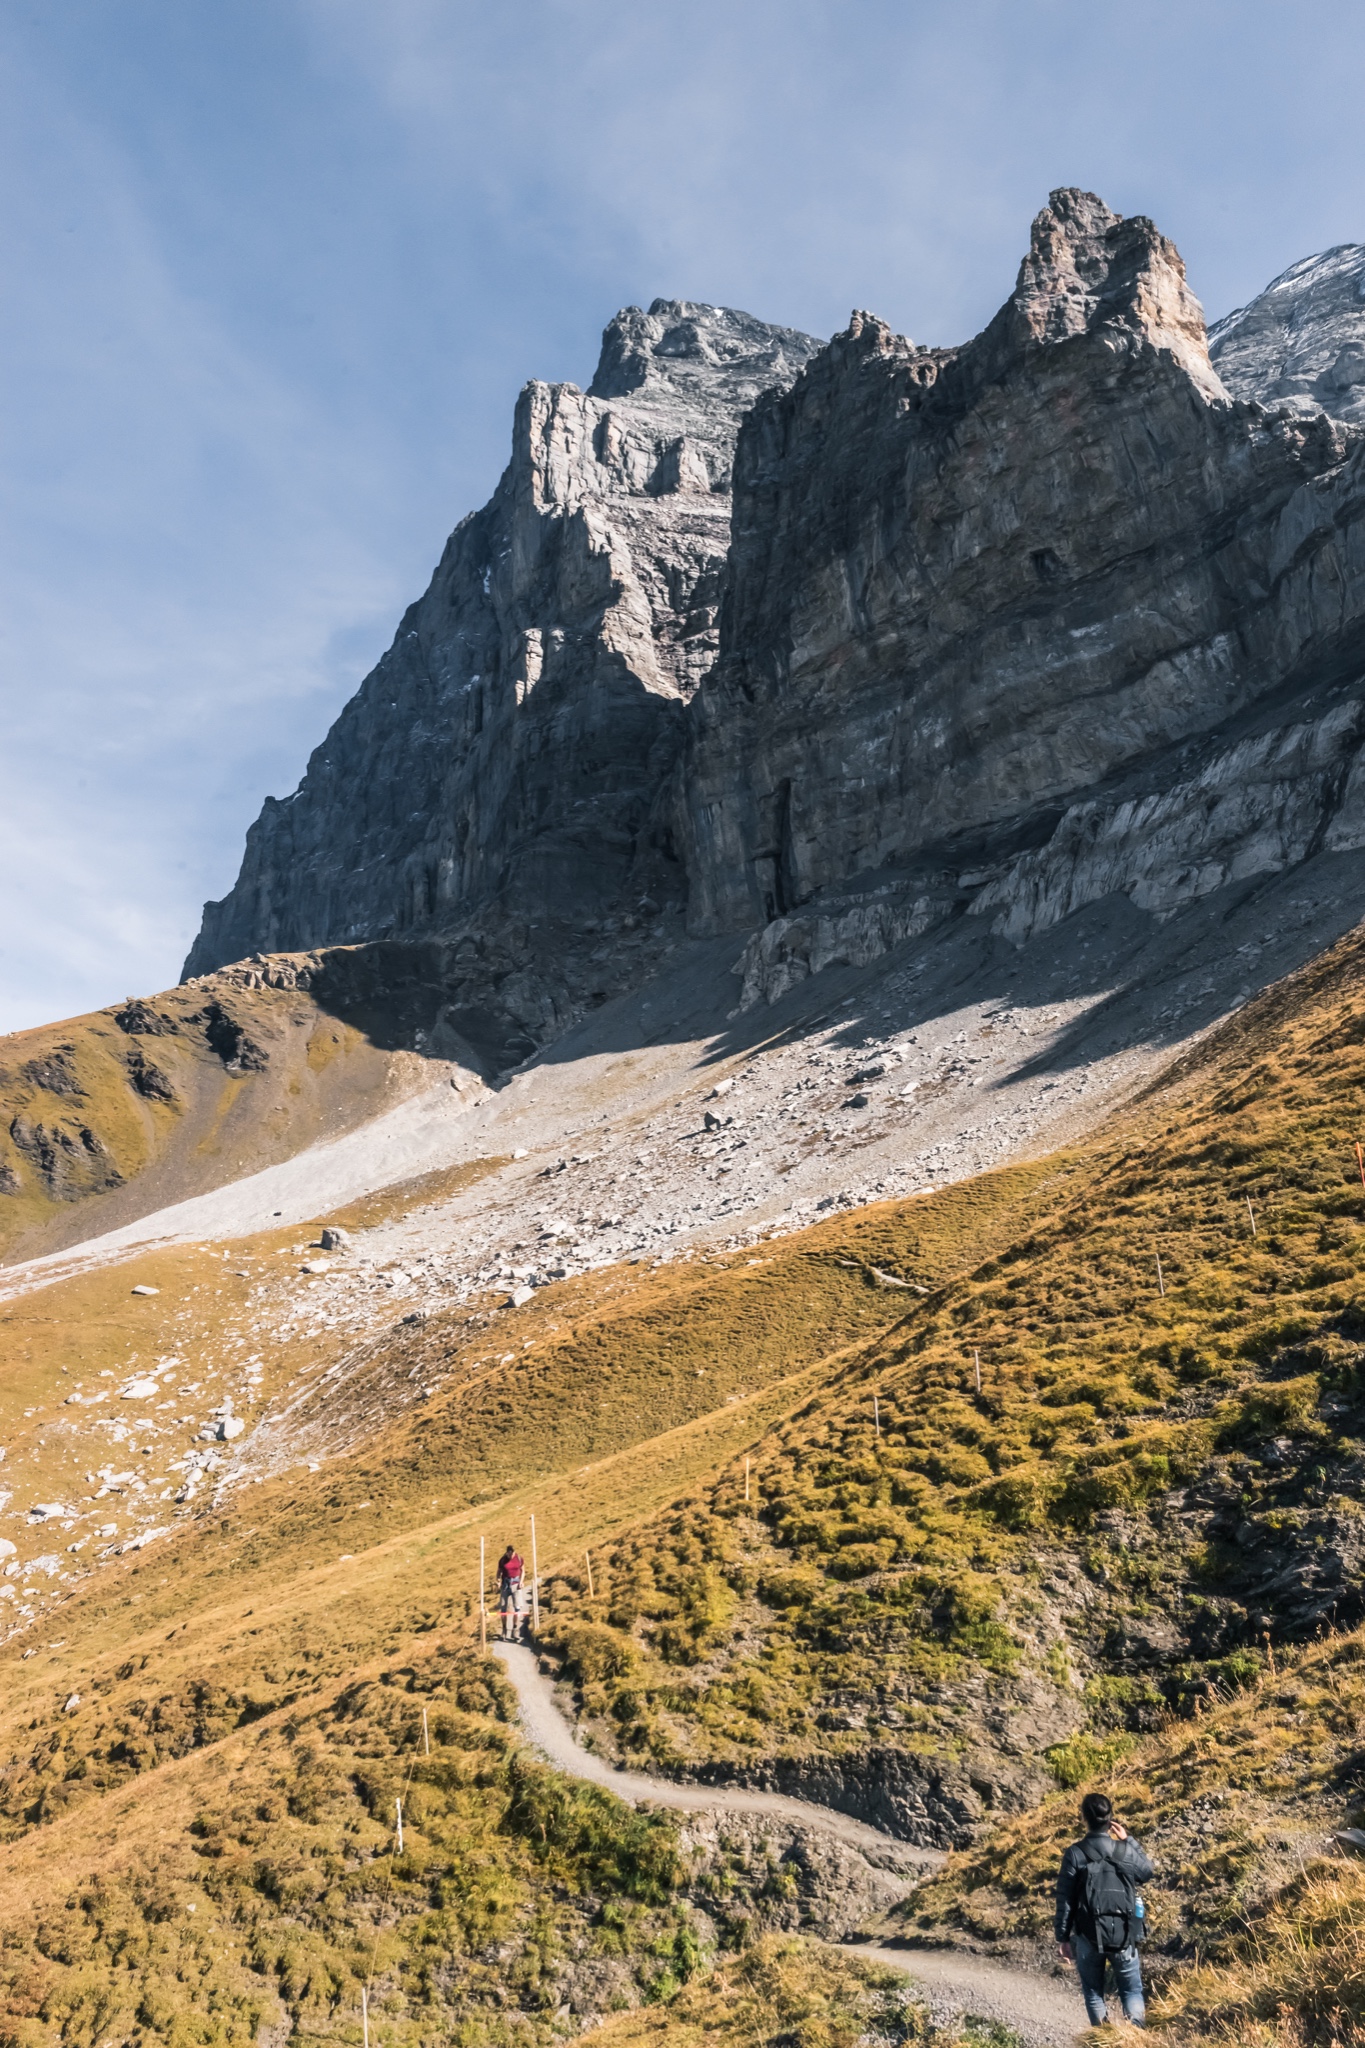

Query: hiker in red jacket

[497,1545,526,1642]
[1055,1790,1154,2027]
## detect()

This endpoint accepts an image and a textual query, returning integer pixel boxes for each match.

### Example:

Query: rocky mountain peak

[1004,185,1220,394]
[515,298,820,515]
[1210,242,1365,422]
[1010,186,1125,343]
[588,298,819,404]
[833,309,907,361]
[183,297,821,1027]
[683,187,1365,953]
[189,190,1365,1085]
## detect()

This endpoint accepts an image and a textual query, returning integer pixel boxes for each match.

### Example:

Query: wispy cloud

[314,0,1365,344]
[0,22,415,1030]
[4,0,1365,1031]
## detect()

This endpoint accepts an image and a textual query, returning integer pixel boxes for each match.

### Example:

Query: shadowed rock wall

[186,302,820,978]
[680,190,1365,939]
[188,193,1365,1048]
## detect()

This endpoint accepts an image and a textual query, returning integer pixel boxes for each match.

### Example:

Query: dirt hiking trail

[494,1642,1086,2045]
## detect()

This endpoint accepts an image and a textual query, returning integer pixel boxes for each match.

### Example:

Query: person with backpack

[497,1545,525,1642]
[1055,1790,1154,2027]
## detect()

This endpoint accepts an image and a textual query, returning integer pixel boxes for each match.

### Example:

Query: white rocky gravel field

[4,841,1365,1643]
[8,199,1353,1637]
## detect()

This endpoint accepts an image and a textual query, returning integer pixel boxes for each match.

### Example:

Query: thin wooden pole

[362,1988,369,2048]
[1246,1196,1257,1238]
[585,1550,595,1599]
[479,1535,487,1651]
[395,1797,403,1854]
[973,1349,982,1395]
[873,1394,881,1438]
[422,1707,430,1756]
[744,1456,750,1503]
[530,1515,540,1635]
[1356,1141,1365,1193]
[1155,1251,1165,1298]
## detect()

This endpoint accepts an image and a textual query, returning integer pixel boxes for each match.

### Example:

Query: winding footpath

[494,1644,1083,2046]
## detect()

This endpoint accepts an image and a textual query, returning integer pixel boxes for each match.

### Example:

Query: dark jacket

[1055,1829,1154,1943]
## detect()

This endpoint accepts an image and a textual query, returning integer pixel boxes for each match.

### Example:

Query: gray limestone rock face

[679,189,1365,945]
[185,302,819,984]
[1210,244,1365,423]
[188,190,1365,1056]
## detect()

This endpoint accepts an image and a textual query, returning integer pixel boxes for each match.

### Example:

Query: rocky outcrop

[190,190,1365,1046]
[186,303,818,992]
[677,1809,917,1937]
[8,1116,123,1202]
[966,701,1365,945]
[190,919,682,1070]
[680,189,1365,943]
[731,880,950,1009]
[682,1718,1067,1852]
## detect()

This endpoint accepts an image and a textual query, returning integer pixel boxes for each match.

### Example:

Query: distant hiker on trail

[497,1545,526,1642]
[1055,1790,1153,2028]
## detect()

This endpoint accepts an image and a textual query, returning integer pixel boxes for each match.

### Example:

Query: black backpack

[1079,1845,1139,1954]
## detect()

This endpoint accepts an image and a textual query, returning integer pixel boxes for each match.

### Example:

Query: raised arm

[1114,1836,1154,1885]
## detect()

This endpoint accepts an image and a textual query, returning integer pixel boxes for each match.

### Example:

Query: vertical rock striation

[189,191,1365,1045]
[185,302,819,978]
[680,189,1365,942]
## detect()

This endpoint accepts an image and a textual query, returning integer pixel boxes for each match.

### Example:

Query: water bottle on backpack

[1055,1790,1155,2029]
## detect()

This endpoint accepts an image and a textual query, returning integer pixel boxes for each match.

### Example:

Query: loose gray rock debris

[14,196,1365,1643]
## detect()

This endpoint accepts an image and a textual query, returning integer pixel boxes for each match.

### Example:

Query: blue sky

[2,0,1364,1032]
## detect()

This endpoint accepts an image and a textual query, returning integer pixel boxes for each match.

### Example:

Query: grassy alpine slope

[907,1616,1365,2043]
[0,1636,698,2048]
[540,927,1365,1807]
[0,974,432,1265]
[579,1939,1002,2048]
[7,926,1365,2044]
[0,1155,1065,2047]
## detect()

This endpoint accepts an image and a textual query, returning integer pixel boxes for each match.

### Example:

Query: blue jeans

[1070,1931,1145,2027]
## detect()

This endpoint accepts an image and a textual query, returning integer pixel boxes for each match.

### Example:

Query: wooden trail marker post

[1356,1142,1365,1195]
[362,1987,369,2048]
[585,1551,595,1599]
[1155,1251,1166,1298]
[479,1535,487,1651]
[1246,1197,1257,1238]
[873,1394,881,1438]
[395,1798,403,1854]
[422,1707,430,1756]
[530,1515,540,1635]
[974,1349,982,1394]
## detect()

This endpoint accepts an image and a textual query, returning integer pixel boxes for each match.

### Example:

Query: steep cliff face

[189,191,1365,1052]
[186,302,819,988]
[682,189,1365,950]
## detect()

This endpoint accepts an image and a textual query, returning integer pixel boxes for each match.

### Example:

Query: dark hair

[1081,1791,1113,1830]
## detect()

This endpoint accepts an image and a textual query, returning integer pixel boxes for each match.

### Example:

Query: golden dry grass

[8,926,1365,2042]
[534,927,1365,1778]
[0,983,406,1263]
[904,1620,1365,2043]
[579,1937,981,2048]
[0,1142,1069,2047]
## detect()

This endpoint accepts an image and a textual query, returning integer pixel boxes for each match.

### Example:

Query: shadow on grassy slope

[535,929,1365,1842]
[907,1619,1365,2046]
[9,928,1365,2043]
